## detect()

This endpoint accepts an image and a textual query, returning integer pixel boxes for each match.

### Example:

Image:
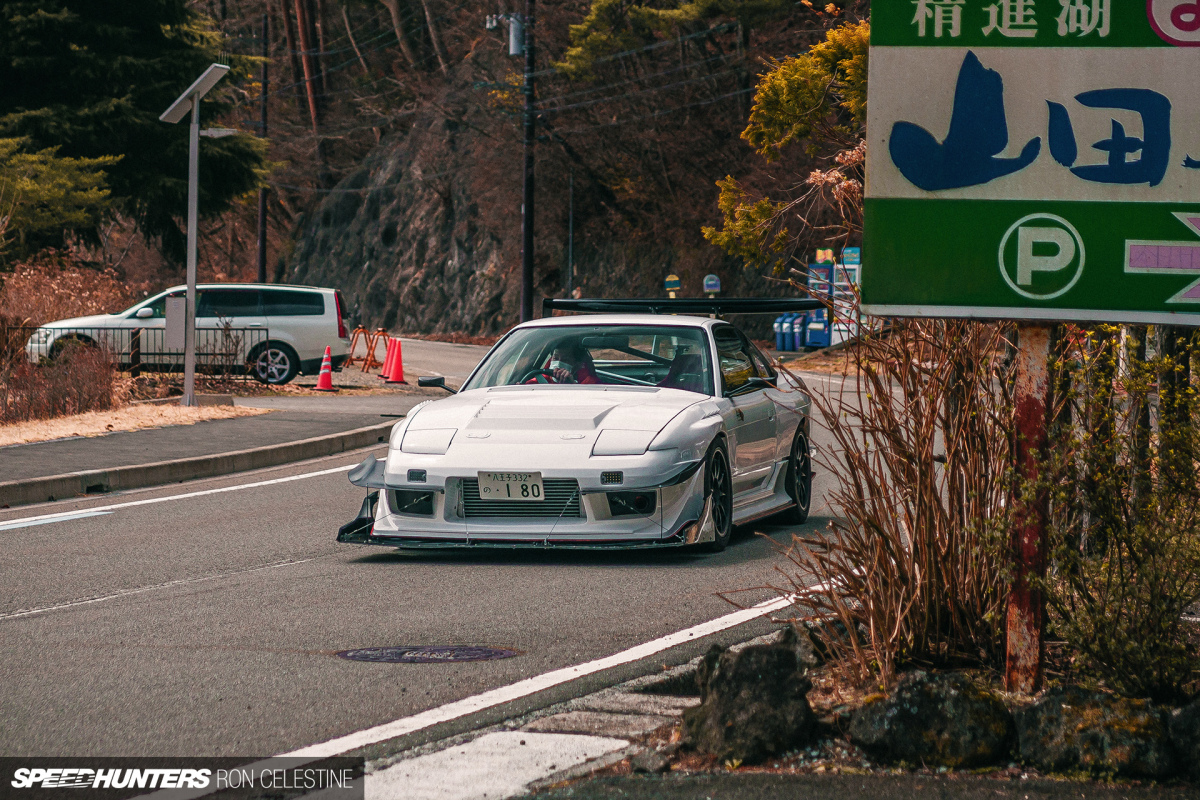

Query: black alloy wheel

[701,439,733,552]
[783,426,813,524]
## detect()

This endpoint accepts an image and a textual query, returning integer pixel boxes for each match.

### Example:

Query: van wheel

[250,343,299,385]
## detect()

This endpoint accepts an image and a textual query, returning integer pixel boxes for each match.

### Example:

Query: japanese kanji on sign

[863,0,1200,325]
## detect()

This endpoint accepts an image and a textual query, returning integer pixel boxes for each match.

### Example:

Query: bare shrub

[0,255,140,327]
[1,340,125,424]
[775,316,1014,687]
[1045,326,1200,703]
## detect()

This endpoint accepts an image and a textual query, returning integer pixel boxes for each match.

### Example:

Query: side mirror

[418,376,456,394]
[135,307,154,319]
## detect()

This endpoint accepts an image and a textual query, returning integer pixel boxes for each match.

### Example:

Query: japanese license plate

[477,471,545,502]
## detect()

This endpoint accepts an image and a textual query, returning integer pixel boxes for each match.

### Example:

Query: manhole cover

[336,645,521,664]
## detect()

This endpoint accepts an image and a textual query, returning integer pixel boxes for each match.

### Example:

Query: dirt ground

[0,403,270,447]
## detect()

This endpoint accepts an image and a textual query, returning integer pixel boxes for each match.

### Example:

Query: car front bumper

[337,465,717,550]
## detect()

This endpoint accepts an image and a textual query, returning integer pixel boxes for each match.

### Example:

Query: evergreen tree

[0,0,268,260]
[0,138,115,261]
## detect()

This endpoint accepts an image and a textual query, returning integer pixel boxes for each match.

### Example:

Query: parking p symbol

[999,214,1085,300]
[1017,226,1077,286]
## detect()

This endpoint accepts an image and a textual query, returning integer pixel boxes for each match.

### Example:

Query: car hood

[43,313,123,329]
[409,386,703,433]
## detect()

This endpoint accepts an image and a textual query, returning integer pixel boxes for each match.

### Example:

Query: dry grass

[0,257,142,327]
[773,317,1015,687]
[0,403,270,447]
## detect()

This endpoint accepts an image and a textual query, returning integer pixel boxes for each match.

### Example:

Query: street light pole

[184,98,201,407]
[159,63,230,408]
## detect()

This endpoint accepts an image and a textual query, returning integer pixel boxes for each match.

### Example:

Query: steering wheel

[520,368,559,384]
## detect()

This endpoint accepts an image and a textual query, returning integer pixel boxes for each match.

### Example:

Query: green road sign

[863,0,1200,325]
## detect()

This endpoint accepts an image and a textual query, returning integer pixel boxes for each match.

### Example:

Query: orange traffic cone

[314,346,336,392]
[379,339,395,380]
[384,338,406,384]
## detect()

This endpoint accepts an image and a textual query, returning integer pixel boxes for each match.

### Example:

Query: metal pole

[256,12,269,283]
[567,169,573,296]
[519,0,536,322]
[182,98,200,407]
[1006,322,1051,694]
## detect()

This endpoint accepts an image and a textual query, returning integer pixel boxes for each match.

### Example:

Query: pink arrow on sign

[1125,213,1200,303]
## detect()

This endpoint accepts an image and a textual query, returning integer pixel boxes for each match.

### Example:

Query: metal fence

[1,325,271,379]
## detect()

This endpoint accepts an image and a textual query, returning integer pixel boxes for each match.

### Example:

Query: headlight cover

[592,429,656,456]
[400,428,457,455]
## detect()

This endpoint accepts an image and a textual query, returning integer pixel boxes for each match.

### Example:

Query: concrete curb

[132,394,234,407]
[0,420,395,509]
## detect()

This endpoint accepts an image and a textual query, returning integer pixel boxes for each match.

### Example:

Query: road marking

[366,731,627,800]
[0,557,317,621]
[0,510,112,531]
[282,594,791,759]
[146,592,801,800]
[0,463,357,530]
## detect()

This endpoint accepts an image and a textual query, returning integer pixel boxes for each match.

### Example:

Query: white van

[25,284,352,385]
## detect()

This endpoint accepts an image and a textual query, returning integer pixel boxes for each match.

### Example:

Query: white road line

[146,593,796,800]
[0,510,112,531]
[282,594,792,759]
[364,731,627,800]
[0,463,356,530]
[0,557,317,621]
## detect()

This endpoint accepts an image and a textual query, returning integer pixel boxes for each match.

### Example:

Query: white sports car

[338,300,816,552]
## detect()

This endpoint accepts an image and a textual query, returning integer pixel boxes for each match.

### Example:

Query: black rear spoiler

[542,297,823,316]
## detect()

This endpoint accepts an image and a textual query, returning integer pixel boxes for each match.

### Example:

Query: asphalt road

[0,345,847,759]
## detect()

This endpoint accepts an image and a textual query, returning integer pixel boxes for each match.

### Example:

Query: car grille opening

[607,491,657,517]
[391,489,435,516]
[601,471,623,485]
[461,478,583,519]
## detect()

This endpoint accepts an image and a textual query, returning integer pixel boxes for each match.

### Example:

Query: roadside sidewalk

[349,643,1198,800]
[0,392,435,507]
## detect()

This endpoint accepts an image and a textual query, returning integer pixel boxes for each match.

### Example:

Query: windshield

[462,324,714,395]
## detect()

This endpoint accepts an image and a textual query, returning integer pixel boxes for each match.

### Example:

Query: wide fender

[648,400,725,460]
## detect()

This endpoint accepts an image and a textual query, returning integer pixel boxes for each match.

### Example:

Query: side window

[713,326,755,394]
[261,289,326,316]
[197,289,261,318]
[741,335,776,381]
[139,292,183,319]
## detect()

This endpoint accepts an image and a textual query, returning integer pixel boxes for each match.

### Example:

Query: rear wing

[542,298,823,316]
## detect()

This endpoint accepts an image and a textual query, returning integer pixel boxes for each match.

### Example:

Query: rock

[848,671,1014,768]
[1016,686,1175,778]
[779,623,822,670]
[683,641,818,765]
[1169,698,1200,778]
[629,749,670,774]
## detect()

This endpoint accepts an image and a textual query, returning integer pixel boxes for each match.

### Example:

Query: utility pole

[567,169,574,297]
[485,8,535,320]
[520,0,536,322]
[257,13,269,283]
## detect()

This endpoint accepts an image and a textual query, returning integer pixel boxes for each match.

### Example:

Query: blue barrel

[783,313,797,351]
[791,314,806,351]
[774,315,785,352]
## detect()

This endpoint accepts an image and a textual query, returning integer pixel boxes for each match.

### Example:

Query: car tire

[700,439,734,553]
[250,342,299,385]
[48,335,97,361]
[782,425,813,525]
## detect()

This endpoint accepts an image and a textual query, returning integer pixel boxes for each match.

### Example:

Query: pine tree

[0,0,268,260]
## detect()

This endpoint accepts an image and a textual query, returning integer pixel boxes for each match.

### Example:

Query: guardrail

[1,325,270,379]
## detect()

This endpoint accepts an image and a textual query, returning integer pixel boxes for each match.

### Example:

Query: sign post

[864,0,1200,693]
[664,274,682,299]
